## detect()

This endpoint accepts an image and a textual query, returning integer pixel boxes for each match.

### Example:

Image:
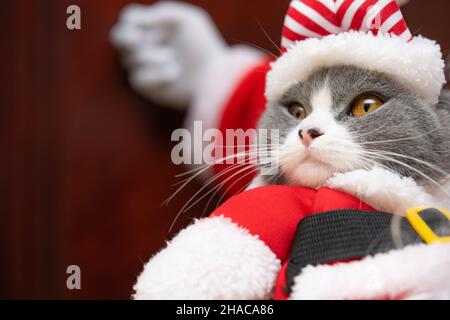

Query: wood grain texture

[1,0,449,299]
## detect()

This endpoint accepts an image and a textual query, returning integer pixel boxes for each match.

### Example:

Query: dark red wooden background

[1,0,449,299]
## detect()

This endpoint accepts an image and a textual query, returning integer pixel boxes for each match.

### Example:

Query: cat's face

[259,65,450,188]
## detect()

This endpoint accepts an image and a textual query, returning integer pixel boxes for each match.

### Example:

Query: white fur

[111,1,262,112]
[267,32,446,105]
[310,84,333,112]
[290,243,450,300]
[280,122,337,188]
[279,84,365,188]
[133,216,280,300]
[326,167,439,215]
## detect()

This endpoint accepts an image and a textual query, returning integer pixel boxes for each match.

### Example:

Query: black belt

[285,208,450,293]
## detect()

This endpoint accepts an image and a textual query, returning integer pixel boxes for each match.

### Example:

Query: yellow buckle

[406,206,450,244]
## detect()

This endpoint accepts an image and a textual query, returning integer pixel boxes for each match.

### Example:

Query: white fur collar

[325,167,450,215]
[290,243,450,300]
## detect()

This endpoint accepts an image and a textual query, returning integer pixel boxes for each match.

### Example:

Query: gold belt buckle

[406,206,450,244]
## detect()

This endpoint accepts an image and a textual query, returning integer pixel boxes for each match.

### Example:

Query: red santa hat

[266,0,446,105]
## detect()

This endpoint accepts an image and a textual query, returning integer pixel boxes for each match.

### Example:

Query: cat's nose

[298,128,324,147]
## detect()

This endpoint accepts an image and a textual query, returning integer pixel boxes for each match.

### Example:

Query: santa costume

[112,0,450,299]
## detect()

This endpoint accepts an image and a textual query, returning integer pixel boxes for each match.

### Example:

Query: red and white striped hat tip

[281,0,412,52]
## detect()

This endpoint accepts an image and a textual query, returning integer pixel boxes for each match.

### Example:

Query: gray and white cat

[255,65,450,214]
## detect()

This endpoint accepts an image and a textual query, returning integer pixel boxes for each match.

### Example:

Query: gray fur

[258,65,450,186]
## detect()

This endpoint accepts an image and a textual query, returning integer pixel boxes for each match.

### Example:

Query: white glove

[111,1,227,109]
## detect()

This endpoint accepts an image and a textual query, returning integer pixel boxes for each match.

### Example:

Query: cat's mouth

[281,159,335,188]
[302,150,330,166]
[279,149,338,188]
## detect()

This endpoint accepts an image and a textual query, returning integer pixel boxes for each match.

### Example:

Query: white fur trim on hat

[290,243,450,300]
[266,31,446,105]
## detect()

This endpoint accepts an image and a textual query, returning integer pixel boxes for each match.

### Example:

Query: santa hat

[266,0,446,105]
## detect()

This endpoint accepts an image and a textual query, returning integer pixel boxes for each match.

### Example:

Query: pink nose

[299,129,324,147]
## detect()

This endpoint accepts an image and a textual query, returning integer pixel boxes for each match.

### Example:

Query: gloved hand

[111,1,227,108]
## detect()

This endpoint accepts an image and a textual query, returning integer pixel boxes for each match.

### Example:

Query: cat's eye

[350,94,384,117]
[288,102,307,120]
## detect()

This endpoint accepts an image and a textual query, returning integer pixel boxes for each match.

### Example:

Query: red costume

[211,186,374,299]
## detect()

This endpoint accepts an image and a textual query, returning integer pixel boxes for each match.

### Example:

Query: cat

[257,65,450,215]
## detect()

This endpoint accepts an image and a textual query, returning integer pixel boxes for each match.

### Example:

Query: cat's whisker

[363,153,449,195]
[347,121,389,139]
[309,143,449,182]
[203,163,261,214]
[209,166,267,216]
[234,39,278,58]
[358,157,442,215]
[214,144,279,148]
[359,127,442,146]
[174,146,277,178]
[200,154,264,187]
[207,155,284,211]
[165,150,267,205]
[216,162,284,209]
[164,163,220,206]
[375,150,448,176]
[168,162,258,232]
[355,157,413,214]
[254,18,282,54]
[167,148,276,201]
[170,151,282,227]
[176,164,260,222]
[360,149,449,177]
